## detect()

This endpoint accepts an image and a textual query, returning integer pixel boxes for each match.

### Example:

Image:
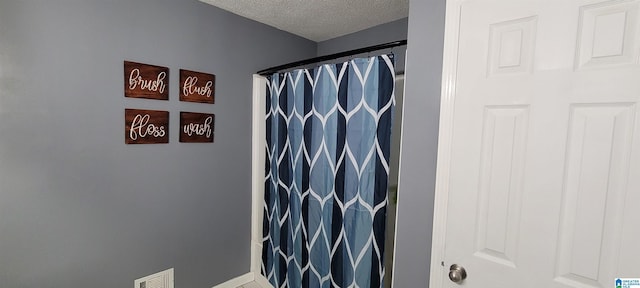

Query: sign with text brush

[124,61,169,100]
[180,112,215,143]
[125,109,169,144]
[180,69,215,104]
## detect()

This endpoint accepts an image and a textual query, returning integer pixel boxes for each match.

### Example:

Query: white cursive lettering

[128,69,166,93]
[182,76,213,98]
[183,116,213,138]
[129,114,166,140]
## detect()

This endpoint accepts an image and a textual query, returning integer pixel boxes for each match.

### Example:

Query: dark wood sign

[180,112,214,143]
[124,61,169,100]
[125,109,169,144]
[179,69,215,104]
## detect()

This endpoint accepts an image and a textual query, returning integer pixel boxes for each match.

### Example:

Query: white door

[432,0,640,287]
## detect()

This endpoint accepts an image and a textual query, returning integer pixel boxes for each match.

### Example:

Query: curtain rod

[256,39,407,76]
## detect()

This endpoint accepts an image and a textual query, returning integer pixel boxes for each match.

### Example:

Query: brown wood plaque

[179,69,215,104]
[124,61,169,100]
[180,112,214,143]
[125,109,169,144]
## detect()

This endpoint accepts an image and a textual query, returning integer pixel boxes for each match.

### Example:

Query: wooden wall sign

[180,69,215,104]
[180,112,214,143]
[124,61,169,100]
[125,109,169,144]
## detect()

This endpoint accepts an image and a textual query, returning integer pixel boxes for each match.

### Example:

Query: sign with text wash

[179,69,215,104]
[179,112,214,143]
[125,109,169,144]
[124,61,169,100]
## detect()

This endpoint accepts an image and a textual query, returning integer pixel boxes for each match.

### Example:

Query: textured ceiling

[199,0,409,42]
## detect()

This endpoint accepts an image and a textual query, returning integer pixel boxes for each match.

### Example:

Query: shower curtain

[262,54,395,288]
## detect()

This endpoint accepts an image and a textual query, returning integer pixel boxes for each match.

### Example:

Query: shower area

[250,41,406,288]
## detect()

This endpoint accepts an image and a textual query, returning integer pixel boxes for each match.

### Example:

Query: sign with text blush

[180,112,214,143]
[180,69,215,104]
[125,109,169,144]
[124,61,169,100]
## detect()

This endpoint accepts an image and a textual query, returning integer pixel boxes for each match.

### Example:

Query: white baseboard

[211,272,274,288]
[211,272,254,288]
[254,274,272,288]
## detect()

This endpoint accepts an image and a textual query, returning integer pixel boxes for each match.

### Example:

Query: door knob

[448,264,467,283]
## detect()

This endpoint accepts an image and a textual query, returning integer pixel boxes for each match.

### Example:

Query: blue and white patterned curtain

[262,55,395,288]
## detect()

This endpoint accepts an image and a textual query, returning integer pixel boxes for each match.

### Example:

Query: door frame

[250,74,272,287]
[429,0,464,287]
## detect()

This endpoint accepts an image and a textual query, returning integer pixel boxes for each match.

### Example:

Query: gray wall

[392,0,446,287]
[316,18,408,72]
[0,1,315,288]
